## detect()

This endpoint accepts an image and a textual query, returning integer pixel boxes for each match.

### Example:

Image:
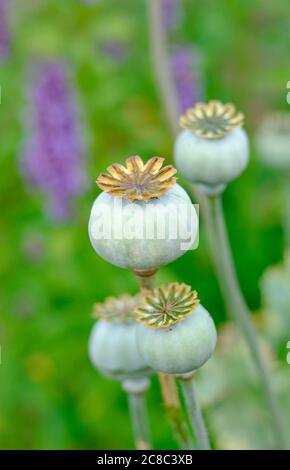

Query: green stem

[282,174,290,249]
[158,372,193,450]
[134,271,193,449]
[147,0,210,215]
[179,376,210,450]
[202,194,287,449]
[148,0,180,135]
[127,390,151,450]
[147,0,287,450]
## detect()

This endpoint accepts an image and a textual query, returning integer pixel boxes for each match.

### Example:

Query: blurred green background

[0,0,290,450]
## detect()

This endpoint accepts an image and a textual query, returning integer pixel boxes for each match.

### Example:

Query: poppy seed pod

[88,294,152,381]
[255,113,290,170]
[174,101,249,194]
[136,283,217,375]
[88,156,198,270]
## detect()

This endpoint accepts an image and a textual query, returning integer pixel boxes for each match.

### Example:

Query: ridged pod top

[180,100,244,140]
[257,112,290,137]
[93,294,142,323]
[96,155,177,201]
[135,282,200,328]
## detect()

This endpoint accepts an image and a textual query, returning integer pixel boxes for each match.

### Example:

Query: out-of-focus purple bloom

[81,0,98,4]
[171,45,204,113]
[162,0,182,32]
[0,0,10,60]
[100,40,130,65]
[21,230,45,263]
[22,61,86,221]
[13,293,36,319]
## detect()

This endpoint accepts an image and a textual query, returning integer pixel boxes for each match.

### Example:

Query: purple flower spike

[171,45,204,113]
[100,40,129,65]
[22,61,86,221]
[0,0,10,60]
[162,0,182,32]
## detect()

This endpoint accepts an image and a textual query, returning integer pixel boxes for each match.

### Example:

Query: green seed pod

[135,283,217,375]
[88,294,152,381]
[88,156,198,270]
[174,101,249,195]
[255,113,290,170]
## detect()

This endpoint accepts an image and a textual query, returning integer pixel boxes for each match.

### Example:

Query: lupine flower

[22,61,86,221]
[171,45,204,113]
[0,0,10,60]
[160,2,204,113]
[162,0,182,32]
[100,40,130,65]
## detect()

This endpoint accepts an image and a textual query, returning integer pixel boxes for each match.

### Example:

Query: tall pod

[136,282,217,450]
[88,155,198,448]
[255,113,290,249]
[174,100,287,449]
[88,294,152,449]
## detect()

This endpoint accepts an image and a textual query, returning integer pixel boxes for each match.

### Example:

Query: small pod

[89,294,152,381]
[136,283,217,375]
[174,101,249,194]
[255,113,290,170]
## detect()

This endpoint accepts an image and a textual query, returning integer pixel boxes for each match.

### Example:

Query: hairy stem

[179,376,210,450]
[148,0,209,212]
[148,0,180,135]
[134,270,193,449]
[159,373,193,449]
[203,194,287,449]
[127,390,151,450]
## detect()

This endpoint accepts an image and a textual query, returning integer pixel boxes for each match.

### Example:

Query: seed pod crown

[135,282,199,328]
[180,100,244,140]
[96,155,177,201]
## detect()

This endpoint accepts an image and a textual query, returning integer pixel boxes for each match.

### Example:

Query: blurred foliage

[0,0,290,449]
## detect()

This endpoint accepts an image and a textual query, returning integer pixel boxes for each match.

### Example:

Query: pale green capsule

[174,128,249,191]
[88,183,197,270]
[256,113,290,170]
[137,304,217,375]
[89,321,151,381]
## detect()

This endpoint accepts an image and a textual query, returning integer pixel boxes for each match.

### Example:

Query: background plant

[1,0,290,450]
